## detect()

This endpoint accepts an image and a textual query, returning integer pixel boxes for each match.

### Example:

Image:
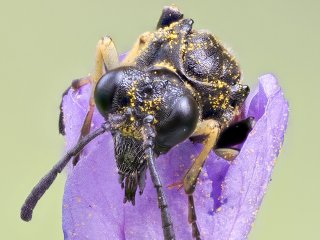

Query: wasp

[21,6,254,240]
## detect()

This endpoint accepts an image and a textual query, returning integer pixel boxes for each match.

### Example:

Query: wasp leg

[184,120,220,239]
[170,117,246,188]
[121,32,154,66]
[72,37,119,165]
[59,76,91,135]
[216,117,254,149]
[59,86,72,135]
[157,5,184,29]
[188,194,201,240]
[213,117,255,161]
[184,120,220,194]
[143,118,176,240]
[214,148,239,161]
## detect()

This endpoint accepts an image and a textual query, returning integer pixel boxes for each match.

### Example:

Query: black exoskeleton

[93,9,249,206]
[134,18,249,122]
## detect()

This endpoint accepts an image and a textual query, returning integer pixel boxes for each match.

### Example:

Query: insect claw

[167,181,183,190]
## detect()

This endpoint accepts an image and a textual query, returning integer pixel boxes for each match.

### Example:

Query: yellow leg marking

[87,36,120,133]
[184,120,220,194]
[214,148,239,161]
[121,32,153,66]
[72,37,119,165]
[92,40,105,85]
[88,36,120,122]
[99,36,119,71]
[92,36,119,85]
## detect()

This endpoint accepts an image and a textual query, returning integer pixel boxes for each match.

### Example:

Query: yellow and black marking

[120,16,249,128]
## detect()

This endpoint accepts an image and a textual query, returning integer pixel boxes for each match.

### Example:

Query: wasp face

[94,66,199,203]
[95,66,199,153]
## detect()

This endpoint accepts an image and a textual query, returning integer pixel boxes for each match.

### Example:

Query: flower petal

[209,74,289,239]
[62,74,288,240]
[62,85,126,239]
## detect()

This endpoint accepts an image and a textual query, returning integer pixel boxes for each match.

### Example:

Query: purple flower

[61,74,288,240]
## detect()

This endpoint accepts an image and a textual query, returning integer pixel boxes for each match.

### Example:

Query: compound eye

[155,95,199,153]
[94,70,123,117]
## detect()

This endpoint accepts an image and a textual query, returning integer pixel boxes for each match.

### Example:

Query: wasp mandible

[21,6,254,240]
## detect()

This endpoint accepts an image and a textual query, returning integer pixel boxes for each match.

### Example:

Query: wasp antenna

[142,117,176,240]
[21,122,111,222]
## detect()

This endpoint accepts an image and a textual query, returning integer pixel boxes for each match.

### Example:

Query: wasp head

[94,66,199,203]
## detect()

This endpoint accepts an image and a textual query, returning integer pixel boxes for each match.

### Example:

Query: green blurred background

[1,0,319,239]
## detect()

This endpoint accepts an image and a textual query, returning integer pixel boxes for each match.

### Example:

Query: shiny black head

[94,66,199,154]
[94,66,199,203]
